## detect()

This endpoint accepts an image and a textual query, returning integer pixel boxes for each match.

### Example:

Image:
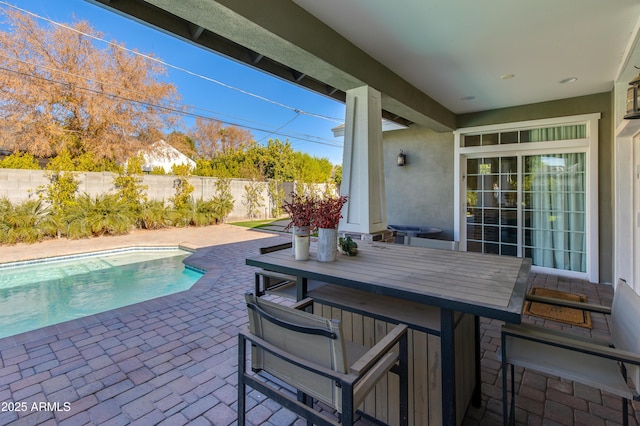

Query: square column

[339,86,388,237]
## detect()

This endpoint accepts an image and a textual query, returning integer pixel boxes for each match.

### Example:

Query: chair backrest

[408,236,459,251]
[244,294,347,410]
[611,279,640,393]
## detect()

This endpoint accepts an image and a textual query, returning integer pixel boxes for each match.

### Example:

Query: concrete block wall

[0,169,49,202]
[0,169,299,222]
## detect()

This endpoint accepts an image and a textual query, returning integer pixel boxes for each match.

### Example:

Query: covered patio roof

[86,0,640,129]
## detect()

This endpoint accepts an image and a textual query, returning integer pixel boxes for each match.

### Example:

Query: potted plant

[282,192,316,260]
[313,195,348,262]
[338,235,358,256]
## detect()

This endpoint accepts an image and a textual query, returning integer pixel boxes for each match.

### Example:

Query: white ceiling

[293,0,640,114]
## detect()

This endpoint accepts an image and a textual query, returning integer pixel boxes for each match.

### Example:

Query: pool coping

[0,245,197,269]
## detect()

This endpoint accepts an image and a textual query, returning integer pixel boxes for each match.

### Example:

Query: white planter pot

[294,235,310,261]
[317,228,338,262]
[292,225,311,256]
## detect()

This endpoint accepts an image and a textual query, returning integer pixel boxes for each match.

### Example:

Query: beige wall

[384,92,613,282]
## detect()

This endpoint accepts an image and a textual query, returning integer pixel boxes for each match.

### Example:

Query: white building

[141,139,195,174]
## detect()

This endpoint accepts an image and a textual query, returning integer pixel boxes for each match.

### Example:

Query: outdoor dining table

[246,240,531,426]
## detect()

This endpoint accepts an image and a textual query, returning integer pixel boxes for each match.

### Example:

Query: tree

[113,154,148,211]
[293,151,333,183]
[191,117,253,159]
[247,139,295,181]
[0,152,40,170]
[0,9,180,162]
[169,163,195,210]
[165,131,197,159]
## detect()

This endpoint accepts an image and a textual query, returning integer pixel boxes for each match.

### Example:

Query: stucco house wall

[383,125,455,240]
[382,92,613,282]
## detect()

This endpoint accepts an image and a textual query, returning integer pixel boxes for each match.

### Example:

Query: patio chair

[238,293,409,425]
[254,242,296,297]
[255,242,327,299]
[501,279,640,426]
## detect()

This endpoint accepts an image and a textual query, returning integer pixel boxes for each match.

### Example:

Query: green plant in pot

[338,235,358,256]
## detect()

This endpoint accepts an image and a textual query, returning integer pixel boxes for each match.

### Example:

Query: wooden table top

[246,241,531,323]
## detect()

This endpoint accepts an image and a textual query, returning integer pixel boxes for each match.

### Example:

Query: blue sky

[1,0,346,164]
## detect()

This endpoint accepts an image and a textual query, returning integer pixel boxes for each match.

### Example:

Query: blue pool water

[0,249,203,339]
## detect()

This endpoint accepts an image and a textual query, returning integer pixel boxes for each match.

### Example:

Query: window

[462,124,587,146]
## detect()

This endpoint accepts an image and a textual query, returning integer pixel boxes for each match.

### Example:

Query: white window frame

[453,113,600,282]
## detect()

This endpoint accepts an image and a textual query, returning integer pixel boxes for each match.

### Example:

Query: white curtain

[528,125,586,142]
[530,153,586,272]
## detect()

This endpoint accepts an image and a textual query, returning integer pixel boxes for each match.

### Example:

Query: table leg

[473,315,482,407]
[440,308,456,426]
[296,276,308,301]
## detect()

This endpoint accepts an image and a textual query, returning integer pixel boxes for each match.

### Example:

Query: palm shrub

[0,198,11,239]
[1,199,49,244]
[166,202,194,228]
[192,198,217,226]
[67,193,134,238]
[137,199,169,230]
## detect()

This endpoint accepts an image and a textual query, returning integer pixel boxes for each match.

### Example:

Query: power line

[0,51,341,146]
[0,1,345,124]
[0,65,344,148]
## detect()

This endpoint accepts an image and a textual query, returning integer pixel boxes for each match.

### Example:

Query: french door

[455,114,599,281]
[465,153,587,274]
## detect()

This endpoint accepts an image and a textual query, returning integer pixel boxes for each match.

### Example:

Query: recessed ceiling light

[500,74,515,80]
[460,96,476,101]
[560,77,578,84]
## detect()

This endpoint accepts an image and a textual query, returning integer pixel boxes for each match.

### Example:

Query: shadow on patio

[0,233,638,425]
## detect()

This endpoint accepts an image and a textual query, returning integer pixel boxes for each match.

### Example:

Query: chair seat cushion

[505,335,636,399]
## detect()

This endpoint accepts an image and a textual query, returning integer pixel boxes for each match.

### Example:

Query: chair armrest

[526,294,612,315]
[507,321,612,347]
[503,323,640,366]
[350,323,408,376]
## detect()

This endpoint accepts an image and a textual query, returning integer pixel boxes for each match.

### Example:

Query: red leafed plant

[282,192,316,230]
[313,195,348,229]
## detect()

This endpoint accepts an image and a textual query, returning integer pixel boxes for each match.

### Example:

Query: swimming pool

[0,248,203,339]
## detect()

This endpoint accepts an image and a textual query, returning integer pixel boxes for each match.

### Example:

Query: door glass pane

[523,153,586,272]
[466,156,518,256]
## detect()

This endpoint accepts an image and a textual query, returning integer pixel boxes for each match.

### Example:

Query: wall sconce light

[173,178,182,188]
[625,67,640,119]
[397,150,407,166]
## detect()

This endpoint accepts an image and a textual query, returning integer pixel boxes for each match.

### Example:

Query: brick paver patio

[0,224,637,425]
